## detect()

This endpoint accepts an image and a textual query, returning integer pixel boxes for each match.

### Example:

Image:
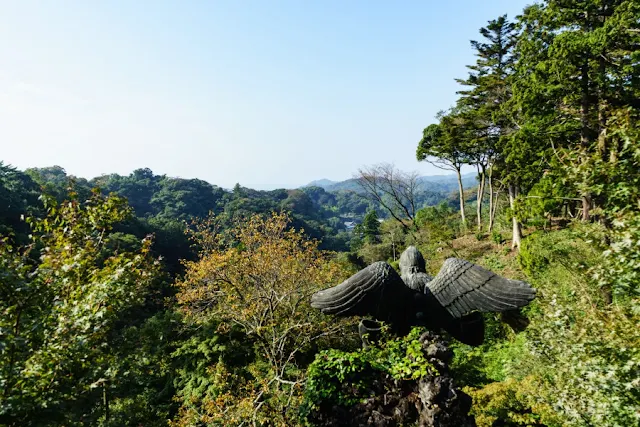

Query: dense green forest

[1,1,639,426]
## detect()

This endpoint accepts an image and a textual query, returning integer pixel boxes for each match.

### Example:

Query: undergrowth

[299,327,435,422]
[451,226,640,427]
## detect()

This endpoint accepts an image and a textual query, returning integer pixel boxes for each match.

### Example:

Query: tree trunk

[476,164,486,232]
[456,167,466,226]
[597,56,608,160]
[103,383,110,422]
[508,184,522,250]
[580,61,593,222]
[581,194,592,222]
[488,165,497,232]
[489,189,498,233]
[580,62,590,148]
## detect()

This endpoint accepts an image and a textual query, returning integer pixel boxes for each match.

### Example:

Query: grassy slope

[419,226,640,427]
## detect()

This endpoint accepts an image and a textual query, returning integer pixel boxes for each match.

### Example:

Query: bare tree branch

[355,163,421,231]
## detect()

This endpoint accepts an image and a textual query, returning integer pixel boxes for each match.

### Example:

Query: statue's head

[399,246,426,275]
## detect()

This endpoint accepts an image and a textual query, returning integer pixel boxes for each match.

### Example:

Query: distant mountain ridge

[302,172,477,193]
[305,179,338,188]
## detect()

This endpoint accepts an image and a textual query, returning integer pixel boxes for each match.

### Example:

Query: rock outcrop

[307,331,476,427]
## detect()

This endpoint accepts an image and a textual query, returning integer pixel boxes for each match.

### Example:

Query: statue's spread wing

[311,261,410,320]
[426,258,536,319]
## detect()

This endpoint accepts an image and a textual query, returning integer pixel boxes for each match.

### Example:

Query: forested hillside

[1,164,469,261]
[1,1,639,426]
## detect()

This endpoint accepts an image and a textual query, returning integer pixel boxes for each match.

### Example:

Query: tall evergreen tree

[455,15,518,232]
[362,209,381,244]
[513,0,640,221]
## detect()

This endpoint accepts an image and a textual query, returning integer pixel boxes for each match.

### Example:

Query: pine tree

[455,15,518,232]
[362,210,381,243]
[513,0,640,221]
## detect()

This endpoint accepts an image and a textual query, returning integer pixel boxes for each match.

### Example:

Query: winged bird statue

[311,246,536,346]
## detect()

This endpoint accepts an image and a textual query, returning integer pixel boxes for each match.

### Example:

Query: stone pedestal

[309,331,476,427]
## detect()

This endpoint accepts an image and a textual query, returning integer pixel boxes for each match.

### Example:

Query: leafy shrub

[300,327,436,422]
[491,230,505,244]
[0,190,162,425]
[173,212,356,425]
[482,255,505,272]
[466,377,548,427]
[518,231,553,277]
[593,212,640,309]
[475,228,640,427]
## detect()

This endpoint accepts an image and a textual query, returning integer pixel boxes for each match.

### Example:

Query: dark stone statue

[311,246,536,346]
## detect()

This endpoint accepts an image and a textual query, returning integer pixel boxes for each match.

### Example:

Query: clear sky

[0,0,533,189]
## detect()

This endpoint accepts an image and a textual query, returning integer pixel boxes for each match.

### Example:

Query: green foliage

[171,322,255,417]
[518,232,554,277]
[415,201,454,228]
[482,254,505,272]
[104,311,181,426]
[16,166,361,257]
[362,209,381,243]
[417,119,470,170]
[414,201,460,252]
[597,213,640,307]
[0,162,41,242]
[517,230,639,426]
[300,327,436,420]
[347,224,364,251]
[303,351,380,409]
[524,171,572,222]
[465,377,546,427]
[173,213,356,425]
[357,241,393,264]
[26,165,92,203]
[0,2,638,426]
[585,111,640,310]
[0,189,162,425]
[449,313,517,388]
[464,229,640,427]
[418,5,640,423]
[490,230,504,244]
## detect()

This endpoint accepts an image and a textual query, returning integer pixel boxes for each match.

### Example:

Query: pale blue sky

[0,0,532,189]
